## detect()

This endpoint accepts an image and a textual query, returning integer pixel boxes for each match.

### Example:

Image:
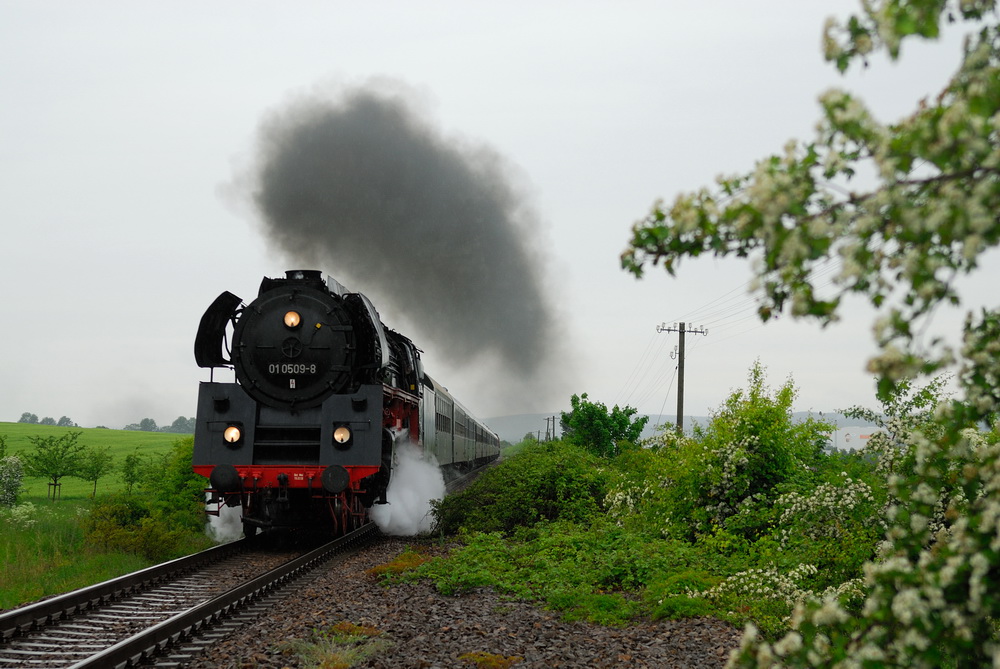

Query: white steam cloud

[369,442,445,536]
[206,494,244,543]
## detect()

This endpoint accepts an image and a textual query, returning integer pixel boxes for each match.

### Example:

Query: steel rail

[445,460,496,494]
[67,522,379,669]
[0,538,249,641]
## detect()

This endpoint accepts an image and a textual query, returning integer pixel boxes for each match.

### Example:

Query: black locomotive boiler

[192,270,499,536]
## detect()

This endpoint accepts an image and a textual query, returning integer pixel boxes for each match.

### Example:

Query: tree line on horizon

[16,413,195,433]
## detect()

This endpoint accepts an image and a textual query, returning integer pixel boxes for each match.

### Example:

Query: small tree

[561,393,648,458]
[39,417,56,426]
[125,418,159,432]
[78,446,115,498]
[143,437,212,533]
[21,431,85,500]
[120,449,147,495]
[56,416,77,427]
[18,412,38,424]
[165,416,195,434]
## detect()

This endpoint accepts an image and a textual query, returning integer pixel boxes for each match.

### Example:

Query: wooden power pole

[656,321,708,434]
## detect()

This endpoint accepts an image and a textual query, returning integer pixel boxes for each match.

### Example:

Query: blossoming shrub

[846,376,950,483]
[0,455,24,507]
[604,440,693,537]
[675,564,867,638]
[1,501,37,528]
[599,365,887,632]
[770,473,884,583]
[728,414,1000,667]
[660,361,831,542]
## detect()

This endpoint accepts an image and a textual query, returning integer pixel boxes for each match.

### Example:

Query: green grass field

[1,423,212,609]
[0,422,187,498]
[0,499,154,608]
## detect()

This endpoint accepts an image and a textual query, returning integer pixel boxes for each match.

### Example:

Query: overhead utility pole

[656,322,709,434]
[544,415,558,441]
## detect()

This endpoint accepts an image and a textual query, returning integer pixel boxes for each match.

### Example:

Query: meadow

[0,422,182,497]
[0,500,151,608]
[0,424,209,609]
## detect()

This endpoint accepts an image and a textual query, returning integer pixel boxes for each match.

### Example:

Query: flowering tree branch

[623,5,1000,404]
[622,1,1000,666]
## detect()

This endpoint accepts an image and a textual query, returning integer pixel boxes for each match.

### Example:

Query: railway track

[0,462,488,668]
[0,523,378,668]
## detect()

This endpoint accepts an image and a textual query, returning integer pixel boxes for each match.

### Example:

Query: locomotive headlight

[283,310,301,329]
[333,425,352,445]
[223,424,243,444]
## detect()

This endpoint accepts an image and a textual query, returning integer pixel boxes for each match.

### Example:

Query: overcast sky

[1,2,990,430]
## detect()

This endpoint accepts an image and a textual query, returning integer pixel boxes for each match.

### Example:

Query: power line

[614,330,667,407]
[615,256,845,415]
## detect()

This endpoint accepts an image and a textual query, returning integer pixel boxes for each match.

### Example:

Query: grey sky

[1,2,989,429]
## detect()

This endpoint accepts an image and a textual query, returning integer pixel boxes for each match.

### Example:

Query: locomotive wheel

[243,521,258,540]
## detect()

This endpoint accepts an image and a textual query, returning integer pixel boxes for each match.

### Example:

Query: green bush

[417,372,878,632]
[662,361,832,540]
[409,379,897,635]
[138,437,207,532]
[765,472,883,585]
[81,437,211,561]
[645,569,720,620]
[560,393,648,458]
[432,440,609,535]
[82,494,187,560]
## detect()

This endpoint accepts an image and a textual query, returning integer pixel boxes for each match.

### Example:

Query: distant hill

[484,411,877,445]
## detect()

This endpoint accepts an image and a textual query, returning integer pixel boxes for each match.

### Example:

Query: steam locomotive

[192,270,500,537]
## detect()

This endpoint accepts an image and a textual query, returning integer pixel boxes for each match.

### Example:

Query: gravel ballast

[186,537,742,668]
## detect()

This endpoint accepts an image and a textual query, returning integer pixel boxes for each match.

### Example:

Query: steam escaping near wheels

[205,444,445,540]
[369,442,445,536]
[206,493,243,543]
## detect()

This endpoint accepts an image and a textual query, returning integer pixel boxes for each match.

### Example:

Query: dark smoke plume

[246,82,562,409]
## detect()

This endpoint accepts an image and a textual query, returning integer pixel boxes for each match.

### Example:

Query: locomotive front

[230,272,357,410]
[192,270,413,536]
